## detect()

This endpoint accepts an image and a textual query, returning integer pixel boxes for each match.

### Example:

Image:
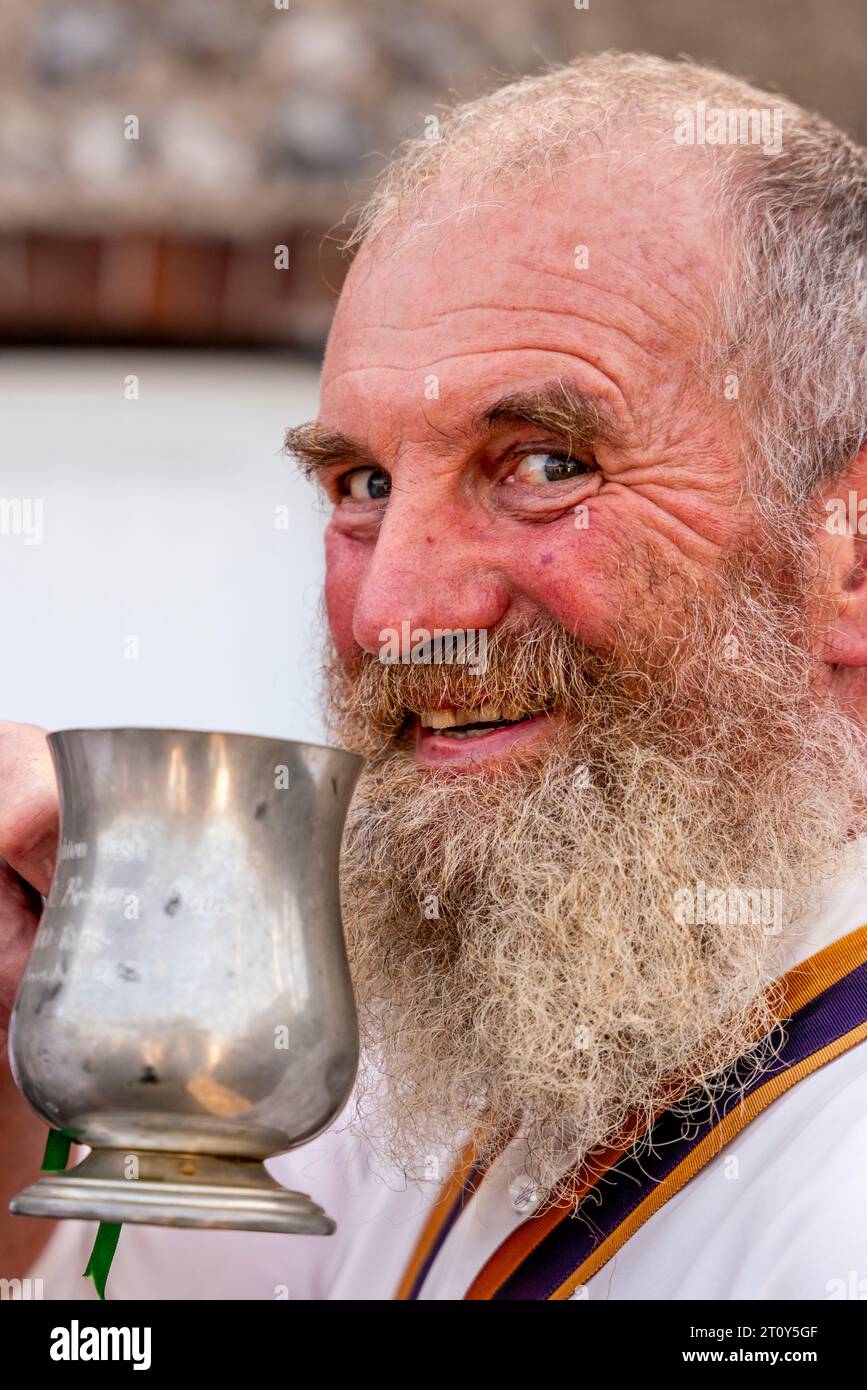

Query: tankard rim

[46,725,364,766]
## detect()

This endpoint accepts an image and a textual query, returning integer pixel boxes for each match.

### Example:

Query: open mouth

[419,705,544,740]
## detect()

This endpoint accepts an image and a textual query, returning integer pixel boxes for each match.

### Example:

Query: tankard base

[10,1146,336,1235]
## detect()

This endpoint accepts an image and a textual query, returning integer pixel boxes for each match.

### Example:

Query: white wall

[0,350,329,744]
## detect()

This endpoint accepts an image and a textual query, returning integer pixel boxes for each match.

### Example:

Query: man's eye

[339,467,391,500]
[510,452,594,484]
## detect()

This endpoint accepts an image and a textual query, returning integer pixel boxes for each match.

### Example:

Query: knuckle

[0,720,48,746]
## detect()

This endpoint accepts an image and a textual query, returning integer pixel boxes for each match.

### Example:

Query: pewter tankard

[9,728,362,1235]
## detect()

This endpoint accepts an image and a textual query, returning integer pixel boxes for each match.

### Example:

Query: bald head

[334,52,865,512]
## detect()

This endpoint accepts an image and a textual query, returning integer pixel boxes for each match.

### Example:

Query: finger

[0,857,43,1040]
[0,724,59,896]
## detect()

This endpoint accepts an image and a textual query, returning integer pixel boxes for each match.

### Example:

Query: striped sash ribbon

[395,923,867,1300]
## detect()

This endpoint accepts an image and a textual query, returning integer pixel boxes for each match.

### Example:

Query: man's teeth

[420,704,534,735]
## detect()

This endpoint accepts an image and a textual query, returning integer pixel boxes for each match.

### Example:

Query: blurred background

[1,0,865,739]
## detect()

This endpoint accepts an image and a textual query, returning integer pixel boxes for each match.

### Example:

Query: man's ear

[816,442,867,680]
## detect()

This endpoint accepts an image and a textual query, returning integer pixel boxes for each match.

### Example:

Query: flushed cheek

[505,523,628,652]
[324,528,368,654]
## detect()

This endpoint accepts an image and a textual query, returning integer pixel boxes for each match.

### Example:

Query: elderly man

[3,53,867,1300]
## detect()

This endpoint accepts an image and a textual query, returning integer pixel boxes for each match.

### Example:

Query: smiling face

[301,148,746,764]
[289,149,867,1185]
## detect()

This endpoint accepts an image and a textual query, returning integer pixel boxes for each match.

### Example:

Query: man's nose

[351,494,510,656]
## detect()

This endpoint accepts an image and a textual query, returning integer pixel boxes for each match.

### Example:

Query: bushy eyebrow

[284,377,624,481]
[282,423,379,481]
[473,380,624,452]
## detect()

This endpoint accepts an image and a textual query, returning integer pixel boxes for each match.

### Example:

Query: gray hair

[338,52,866,517]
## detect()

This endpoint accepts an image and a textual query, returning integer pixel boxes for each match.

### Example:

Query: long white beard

[329,548,867,1195]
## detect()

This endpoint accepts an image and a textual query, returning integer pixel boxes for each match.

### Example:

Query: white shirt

[27,842,867,1301]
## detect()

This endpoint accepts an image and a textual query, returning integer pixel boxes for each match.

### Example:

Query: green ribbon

[82,1221,123,1300]
[40,1126,73,1172]
[40,1126,122,1301]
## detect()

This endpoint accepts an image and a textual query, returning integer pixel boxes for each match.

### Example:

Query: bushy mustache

[324,616,614,753]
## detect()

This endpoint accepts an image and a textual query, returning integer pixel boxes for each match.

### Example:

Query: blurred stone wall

[0,0,862,345]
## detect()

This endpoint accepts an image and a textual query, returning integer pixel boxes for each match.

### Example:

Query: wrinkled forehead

[322,142,728,398]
